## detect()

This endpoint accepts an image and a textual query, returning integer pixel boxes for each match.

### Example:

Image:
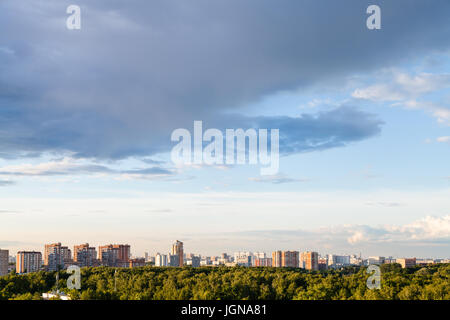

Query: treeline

[0,263,448,300]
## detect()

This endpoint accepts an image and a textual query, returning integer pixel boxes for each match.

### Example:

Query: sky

[0,0,449,258]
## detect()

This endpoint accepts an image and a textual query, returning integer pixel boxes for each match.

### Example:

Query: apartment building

[301,251,319,271]
[272,251,299,268]
[16,251,42,274]
[98,244,130,267]
[396,258,416,268]
[73,243,98,267]
[171,240,184,267]
[0,249,8,276]
[44,243,71,271]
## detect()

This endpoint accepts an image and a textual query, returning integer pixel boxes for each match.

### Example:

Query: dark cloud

[219,106,383,155]
[0,0,449,159]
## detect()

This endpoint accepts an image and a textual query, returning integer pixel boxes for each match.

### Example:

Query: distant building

[350,254,363,266]
[215,253,229,265]
[327,254,351,267]
[272,251,282,267]
[251,252,266,266]
[44,243,71,271]
[99,244,130,267]
[129,258,146,268]
[368,256,385,265]
[73,243,97,267]
[0,249,8,276]
[234,252,253,266]
[169,254,179,267]
[171,240,184,267]
[318,258,328,271]
[384,257,396,264]
[283,251,299,268]
[99,246,119,267]
[254,257,272,267]
[17,251,42,274]
[396,258,416,268]
[191,256,201,267]
[301,252,319,271]
[272,251,299,268]
[155,253,168,267]
[416,259,435,266]
[42,292,71,300]
[201,256,212,266]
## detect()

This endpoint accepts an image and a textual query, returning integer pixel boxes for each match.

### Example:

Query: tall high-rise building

[74,243,97,267]
[301,251,319,271]
[99,245,119,267]
[272,251,282,267]
[99,244,130,267]
[44,243,71,271]
[282,251,299,268]
[115,244,131,262]
[272,251,299,267]
[171,240,184,267]
[155,253,168,267]
[0,249,8,276]
[16,251,42,274]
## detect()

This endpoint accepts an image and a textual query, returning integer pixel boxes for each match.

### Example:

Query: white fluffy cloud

[437,136,450,143]
[352,72,450,101]
[352,71,450,124]
[345,215,450,244]
[219,215,450,254]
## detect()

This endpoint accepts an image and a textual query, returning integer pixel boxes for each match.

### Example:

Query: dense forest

[0,263,448,300]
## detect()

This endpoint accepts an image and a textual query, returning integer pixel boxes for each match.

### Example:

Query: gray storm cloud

[0,0,449,159]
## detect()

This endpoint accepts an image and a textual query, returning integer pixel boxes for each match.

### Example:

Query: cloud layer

[353,71,450,124]
[1,1,450,160]
[0,157,173,180]
[218,215,450,254]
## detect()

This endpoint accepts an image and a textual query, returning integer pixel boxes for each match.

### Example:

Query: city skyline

[0,1,449,259]
[2,239,448,279]
[2,238,448,262]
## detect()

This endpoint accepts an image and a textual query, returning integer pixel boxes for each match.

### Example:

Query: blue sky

[0,0,449,258]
